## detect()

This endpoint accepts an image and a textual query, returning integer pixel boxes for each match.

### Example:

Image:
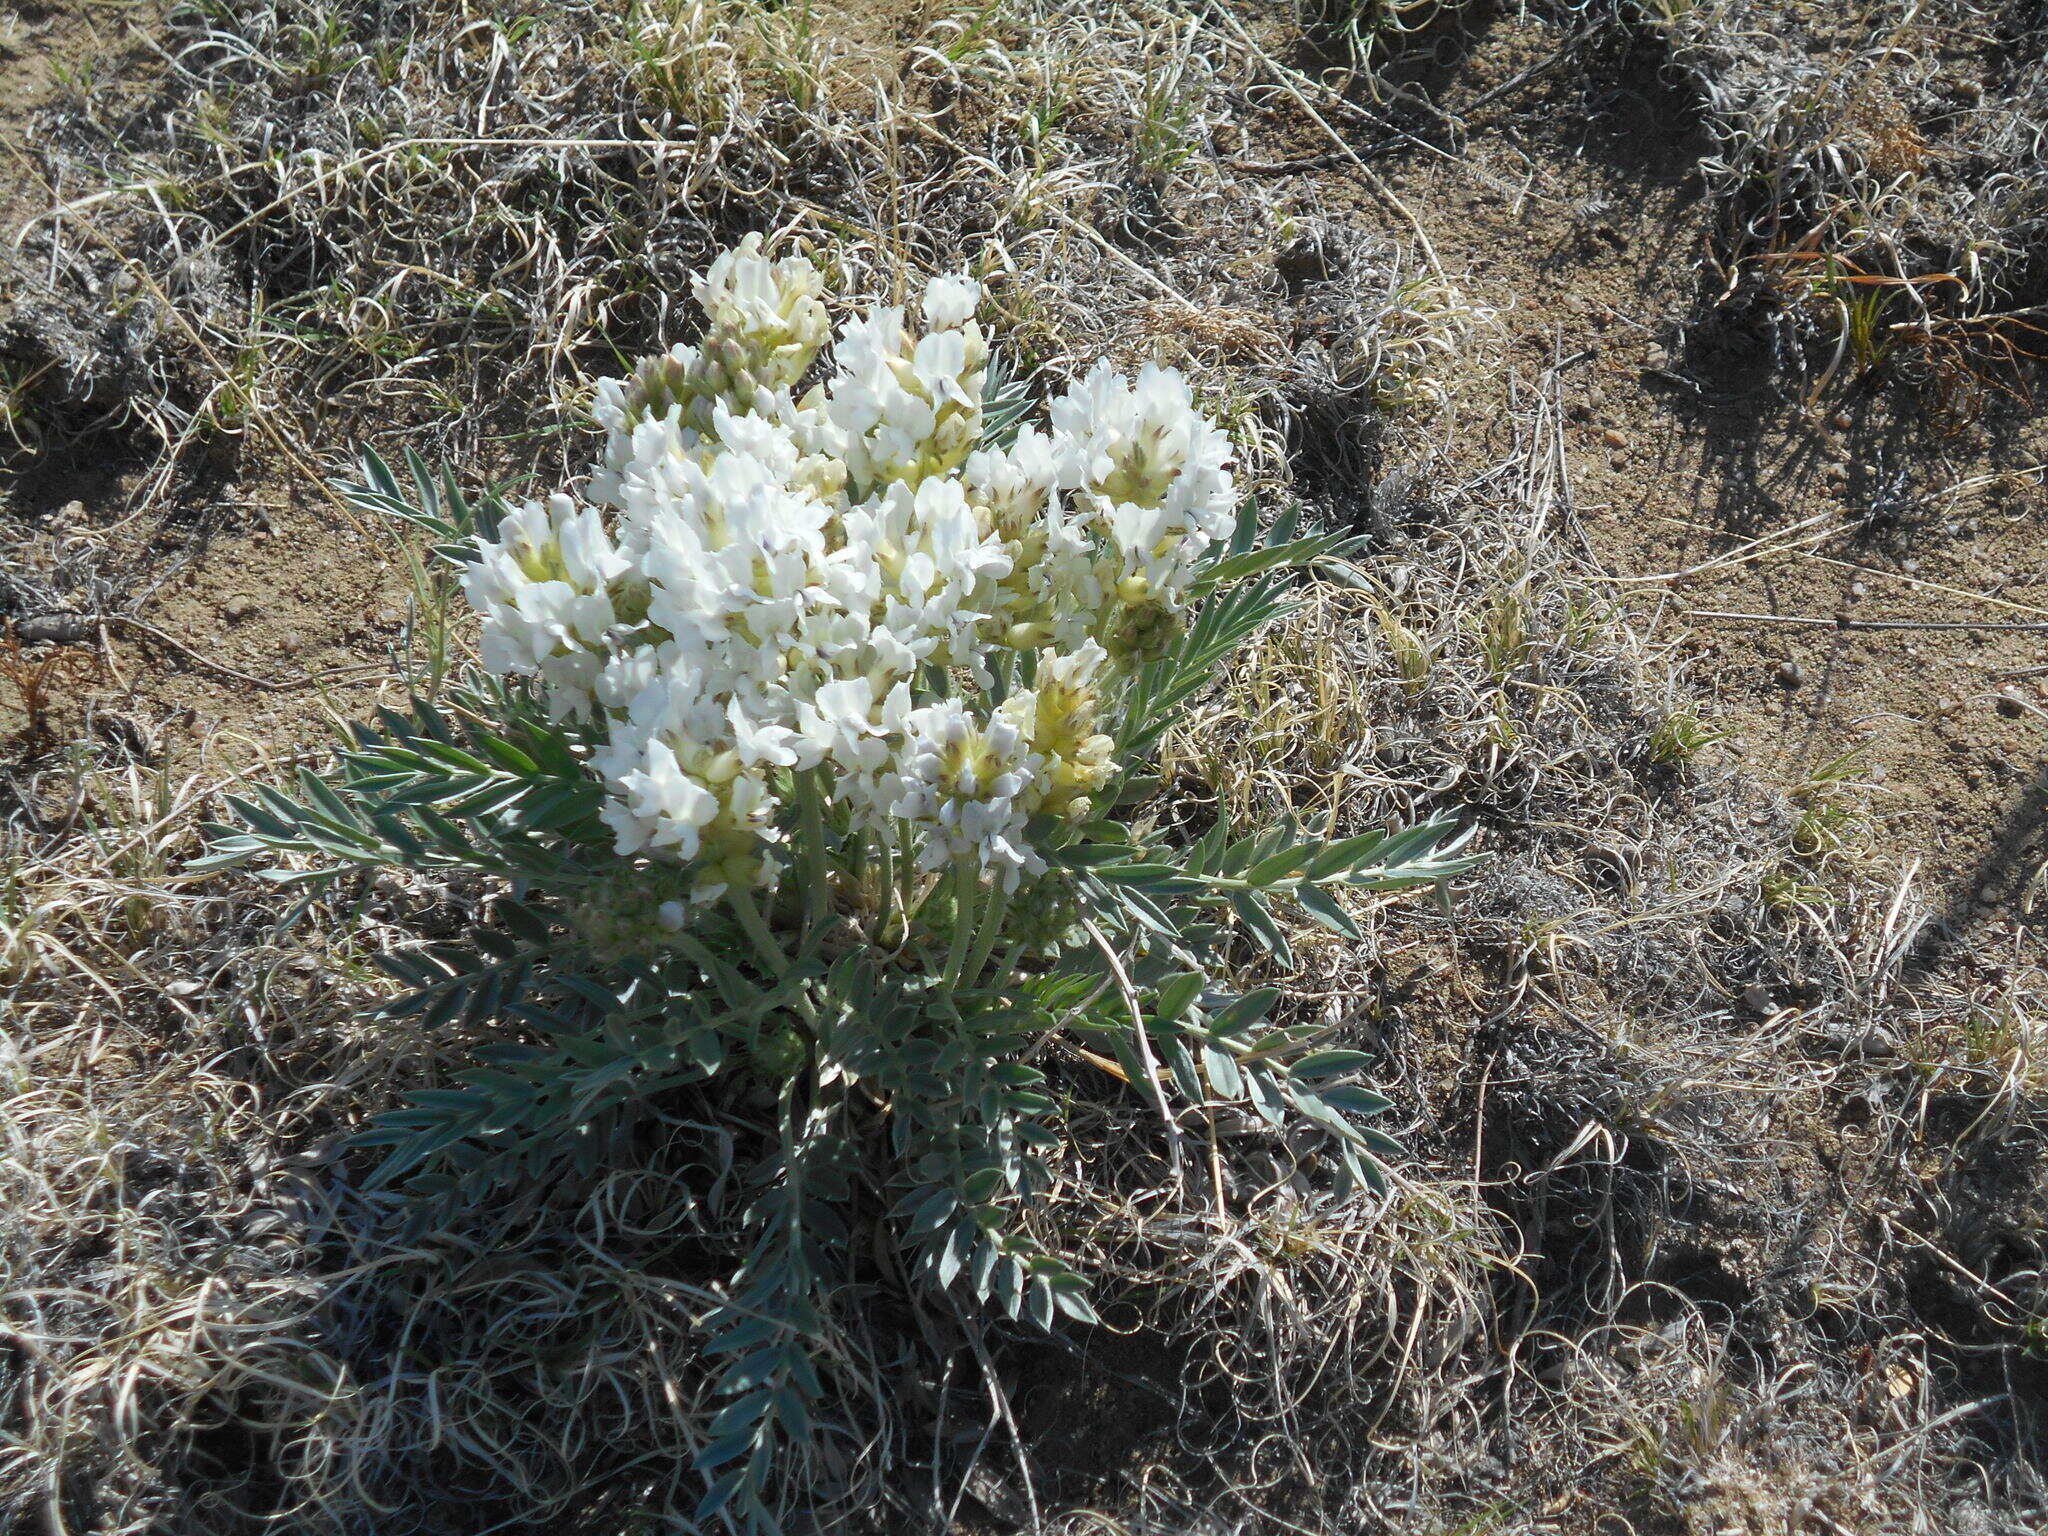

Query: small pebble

[1777,660,1805,688]
[1849,580,1868,597]
[224,595,260,622]
[1742,984,1774,1014]
[1645,343,1670,369]
[1823,462,1848,482]
[1830,411,1853,431]
[375,606,403,627]
[1601,428,1629,450]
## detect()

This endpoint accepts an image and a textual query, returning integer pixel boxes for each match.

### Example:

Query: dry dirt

[1252,12,2048,935]
[2,2,411,785]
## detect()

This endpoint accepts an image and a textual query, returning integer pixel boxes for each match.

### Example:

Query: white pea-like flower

[459,240,1238,912]
[922,272,982,330]
[885,699,1048,890]
[1051,358,1237,549]
[692,233,831,388]
[463,494,630,718]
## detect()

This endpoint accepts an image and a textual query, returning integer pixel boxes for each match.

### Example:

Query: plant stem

[871,827,898,946]
[796,769,830,934]
[990,938,1028,990]
[940,856,980,990]
[956,881,1012,991]
[728,885,790,979]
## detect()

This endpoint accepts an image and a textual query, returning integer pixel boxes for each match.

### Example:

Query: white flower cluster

[462,236,1235,904]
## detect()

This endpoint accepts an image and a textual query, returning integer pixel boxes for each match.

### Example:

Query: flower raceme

[461,237,1236,906]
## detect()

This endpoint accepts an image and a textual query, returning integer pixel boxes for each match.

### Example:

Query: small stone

[1610,453,1630,470]
[223,595,260,622]
[375,606,403,627]
[1742,984,1774,1014]
[1777,660,1805,688]
[1645,343,1670,370]
[1849,580,1868,597]
[1823,462,1848,483]
[55,499,86,525]
[1830,412,1853,431]
[1601,428,1629,450]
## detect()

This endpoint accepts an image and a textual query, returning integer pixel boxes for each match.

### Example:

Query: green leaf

[1195,531,1361,594]
[1317,1084,1395,1117]
[1229,889,1292,963]
[1244,843,1317,887]
[1210,987,1281,1037]
[1052,1287,1100,1324]
[1151,971,1205,1025]
[1201,1043,1243,1099]
[1292,882,1362,938]
[1291,1049,1373,1080]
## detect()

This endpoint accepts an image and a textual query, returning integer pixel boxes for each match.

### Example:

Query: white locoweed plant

[199,237,1476,1529]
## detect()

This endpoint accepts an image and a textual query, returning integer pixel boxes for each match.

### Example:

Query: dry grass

[1562,0,2048,408]
[3,0,2048,1531]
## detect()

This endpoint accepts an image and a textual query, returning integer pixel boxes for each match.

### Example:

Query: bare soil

[1,2,411,774]
[1268,11,2048,928]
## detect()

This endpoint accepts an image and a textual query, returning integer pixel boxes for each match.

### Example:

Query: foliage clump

[201,237,1472,1528]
